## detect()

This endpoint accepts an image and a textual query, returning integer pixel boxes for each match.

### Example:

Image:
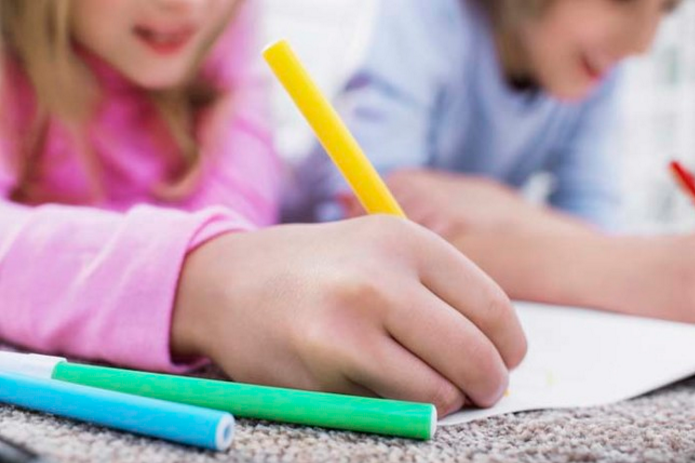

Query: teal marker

[0,353,437,440]
[0,370,234,451]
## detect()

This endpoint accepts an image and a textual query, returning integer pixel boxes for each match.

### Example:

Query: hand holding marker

[0,39,445,448]
[262,39,519,408]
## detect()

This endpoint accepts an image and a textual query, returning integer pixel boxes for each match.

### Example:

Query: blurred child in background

[297,0,695,324]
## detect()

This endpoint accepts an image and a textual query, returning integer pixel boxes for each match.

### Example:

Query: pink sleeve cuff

[0,203,254,374]
[100,205,254,373]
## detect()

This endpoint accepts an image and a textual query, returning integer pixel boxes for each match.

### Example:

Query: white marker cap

[0,352,66,379]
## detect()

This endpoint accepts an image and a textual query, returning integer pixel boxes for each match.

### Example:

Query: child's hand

[172,217,527,416]
[379,169,590,241]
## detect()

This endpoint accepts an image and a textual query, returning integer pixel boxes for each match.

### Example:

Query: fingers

[337,193,366,218]
[352,216,526,375]
[384,287,510,408]
[386,172,430,217]
[318,377,380,399]
[386,172,459,237]
[343,335,467,417]
[415,235,528,372]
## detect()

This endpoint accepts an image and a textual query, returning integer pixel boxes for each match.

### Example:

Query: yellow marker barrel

[263,40,406,218]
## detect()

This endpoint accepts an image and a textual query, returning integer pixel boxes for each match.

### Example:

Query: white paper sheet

[440,302,695,425]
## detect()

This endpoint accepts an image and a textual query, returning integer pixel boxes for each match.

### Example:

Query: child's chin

[131,71,189,91]
[548,80,597,104]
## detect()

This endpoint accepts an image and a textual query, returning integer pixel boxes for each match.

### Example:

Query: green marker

[0,352,436,440]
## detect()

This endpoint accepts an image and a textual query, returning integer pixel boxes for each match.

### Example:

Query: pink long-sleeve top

[0,3,280,372]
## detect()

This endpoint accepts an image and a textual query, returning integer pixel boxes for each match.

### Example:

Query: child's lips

[581,53,612,84]
[133,25,197,56]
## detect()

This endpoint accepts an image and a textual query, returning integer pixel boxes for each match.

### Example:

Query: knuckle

[297,313,360,374]
[371,214,409,233]
[484,289,514,327]
[427,380,464,414]
[329,271,384,309]
[359,215,419,249]
[299,316,335,356]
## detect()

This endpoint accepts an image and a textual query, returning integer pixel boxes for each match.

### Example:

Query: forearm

[452,229,695,323]
[0,200,249,371]
[452,227,608,308]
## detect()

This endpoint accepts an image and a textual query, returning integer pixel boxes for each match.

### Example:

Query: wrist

[605,235,695,321]
[563,235,693,318]
[171,233,238,360]
[171,257,206,360]
[451,229,611,308]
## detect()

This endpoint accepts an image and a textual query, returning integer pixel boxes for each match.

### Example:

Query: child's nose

[153,0,206,14]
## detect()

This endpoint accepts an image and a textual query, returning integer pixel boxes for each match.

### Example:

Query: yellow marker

[263,40,406,218]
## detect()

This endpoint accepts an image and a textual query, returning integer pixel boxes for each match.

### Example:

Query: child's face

[521,0,678,101]
[71,0,238,89]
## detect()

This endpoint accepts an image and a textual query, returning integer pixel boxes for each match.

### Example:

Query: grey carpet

[0,350,693,463]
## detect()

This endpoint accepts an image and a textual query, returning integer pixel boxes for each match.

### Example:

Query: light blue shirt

[285,0,622,228]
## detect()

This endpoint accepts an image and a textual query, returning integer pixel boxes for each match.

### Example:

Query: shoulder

[361,0,480,85]
[373,0,475,51]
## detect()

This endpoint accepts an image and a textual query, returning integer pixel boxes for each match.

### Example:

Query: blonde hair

[0,0,241,203]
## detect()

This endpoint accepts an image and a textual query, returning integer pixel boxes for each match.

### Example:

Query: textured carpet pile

[0,352,693,462]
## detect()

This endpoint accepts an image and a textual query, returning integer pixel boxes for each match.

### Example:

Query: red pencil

[669,160,695,203]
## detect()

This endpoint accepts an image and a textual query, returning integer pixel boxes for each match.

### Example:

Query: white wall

[263,0,377,161]
[618,1,695,232]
